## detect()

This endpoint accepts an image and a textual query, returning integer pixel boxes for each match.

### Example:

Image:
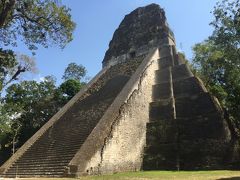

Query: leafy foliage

[0,49,17,91]
[0,0,76,51]
[62,62,87,81]
[60,79,84,101]
[211,0,240,49]
[0,62,87,165]
[192,0,240,129]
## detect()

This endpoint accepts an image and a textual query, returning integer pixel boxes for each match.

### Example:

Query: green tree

[0,49,36,93]
[0,76,60,164]
[0,104,11,145]
[192,0,240,130]
[0,0,76,50]
[59,79,84,101]
[62,62,87,81]
[0,63,88,165]
[211,0,240,50]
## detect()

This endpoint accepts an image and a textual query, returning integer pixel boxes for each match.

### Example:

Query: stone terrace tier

[143,45,234,170]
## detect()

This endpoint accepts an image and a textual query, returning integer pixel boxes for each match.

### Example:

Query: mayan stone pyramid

[1,3,239,178]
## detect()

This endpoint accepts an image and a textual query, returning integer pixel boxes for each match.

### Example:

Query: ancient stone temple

[0,3,239,178]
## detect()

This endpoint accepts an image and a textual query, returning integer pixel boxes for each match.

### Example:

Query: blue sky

[11,0,218,84]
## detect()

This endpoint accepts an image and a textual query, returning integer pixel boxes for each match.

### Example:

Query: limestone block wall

[68,49,160,176]
[88,54,158,174]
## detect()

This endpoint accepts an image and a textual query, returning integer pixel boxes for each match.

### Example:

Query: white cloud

[34,75,45,83]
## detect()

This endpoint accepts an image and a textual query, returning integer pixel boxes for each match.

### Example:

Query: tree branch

[3,65,26,89]
[0,0,16,28]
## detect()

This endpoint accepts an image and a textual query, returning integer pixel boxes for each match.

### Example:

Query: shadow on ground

[217,177,240,180]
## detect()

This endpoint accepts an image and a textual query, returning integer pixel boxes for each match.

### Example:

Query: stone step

[28,142,81,148]
[41,132,89,137]
[158,56,174,69]
[24,151,77,157]
[18,154,74,160]
[175,92,220,118]
[25,149,77,155]
[177,139,229,170]
[17,155,73,162]
[172,64,193,81]
[28,141,84,150]
[143,154,178,170]
[177,112,229,141]
[143,143,178,170]
[32,136,85,142]
[159,45,174,59]
[14,159,70,166]
[27,147,80,153]
[23,147,78,153]
[149,98,175,121]
[146,120,177,144]
[6,167,65,173]
[152,82,172,100]
[11,162,68,168]
[42,127,93,134]
[6,167,66,171]
[19,152,76,159]
[155,67,171,84]
[37,133,89,140]
[28,143,82,152]
[144,143,178,156]
[3,174,63,178]
[11,163,68,168]
[4,171,65,177]
[173,77,205,98]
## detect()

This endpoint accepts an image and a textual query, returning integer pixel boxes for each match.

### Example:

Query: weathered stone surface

[1,57,144,178]
[177,113,230,140]
[144,49,235,170]
[146,121,178,144]
[155,67,171,84]
[175,93,220,118]
[178,140,230,170]
[149,99,175,121]
[172,64,193,80]
[152,82,172,100]
[173,77,205,97]
[102,4,174,67]
[158,56,174,69]
[143,144,178,170]
[70,50,159,176]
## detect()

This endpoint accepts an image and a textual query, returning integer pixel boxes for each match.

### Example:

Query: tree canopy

[62,62,87,81]
[0,62,87,165]
[0,0,79,165]
[0,0,76,50]
[192,0,240,130]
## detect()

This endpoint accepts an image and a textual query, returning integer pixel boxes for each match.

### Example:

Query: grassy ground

[2,171,240,180]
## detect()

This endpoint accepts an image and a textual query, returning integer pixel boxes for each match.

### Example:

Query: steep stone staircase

[143,45,231,170]
[2,58,143,178]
